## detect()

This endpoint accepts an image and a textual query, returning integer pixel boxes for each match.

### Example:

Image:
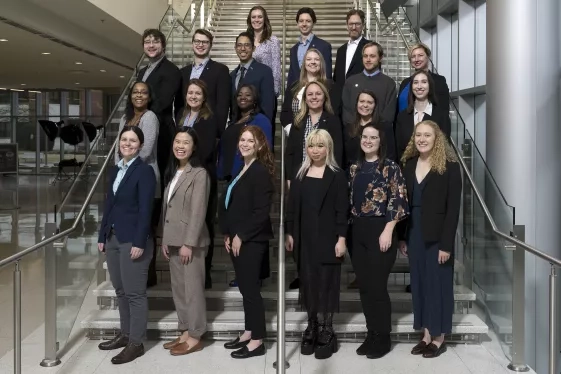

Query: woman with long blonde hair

[398,120,461,358]
[285,129,348,359]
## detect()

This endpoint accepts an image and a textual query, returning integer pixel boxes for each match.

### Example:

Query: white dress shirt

[414,101,433,125]
[345,36,363,75]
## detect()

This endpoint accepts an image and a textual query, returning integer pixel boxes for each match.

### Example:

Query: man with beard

[333,9,370,87]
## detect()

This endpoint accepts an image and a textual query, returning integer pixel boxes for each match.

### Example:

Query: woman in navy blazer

[97,126,156,365]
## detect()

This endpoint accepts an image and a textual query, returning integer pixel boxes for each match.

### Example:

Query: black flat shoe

[365,332,391,359]
[224,337,250,350]
[411,340,429,355]
[422,342,447,358]
[231,344,265,359]
[111,343,144,364]
[356,332,374,356]
[98,333,129,351]
[405,284,411,293]
[229,279,238,287]
[289,278,300,290]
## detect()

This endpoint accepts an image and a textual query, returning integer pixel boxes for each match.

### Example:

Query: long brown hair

[294,81,334,128]
[239,125,275,177]
[178,79,213,126]
[407,70,437,113]
[246,6,272,43]
[349,89,380,137]
[401,120,457,173]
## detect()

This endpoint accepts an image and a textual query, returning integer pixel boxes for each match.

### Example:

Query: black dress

[299,176,341,313]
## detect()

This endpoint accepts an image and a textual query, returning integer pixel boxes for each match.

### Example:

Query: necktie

[238,66,246,88]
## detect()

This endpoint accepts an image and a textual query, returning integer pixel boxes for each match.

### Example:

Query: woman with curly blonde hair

[398,120,461,358]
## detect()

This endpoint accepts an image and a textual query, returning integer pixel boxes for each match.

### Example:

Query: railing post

[549,265,557,374]
[508,225,529,372]
[40,222,61,367]
[13,261,21,374]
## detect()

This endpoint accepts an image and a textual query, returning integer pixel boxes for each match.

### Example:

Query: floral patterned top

[349,159,409,221]
[253,35,281,96]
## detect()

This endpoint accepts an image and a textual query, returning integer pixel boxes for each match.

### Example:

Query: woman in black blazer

[97,126,156,364]
[280,48,341,131]
[218,125,274,359]
[285,129,348,360]
[398,120,461,358]
[176,78,219,289]
[285,80,343,185]
[395,70,451,163]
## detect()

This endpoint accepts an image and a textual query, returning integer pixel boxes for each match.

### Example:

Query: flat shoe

[422,343,447,358]
[231,344,265,359]
[224,337,250,350]
[170,341,203,356]
[411,340,428,355]
[163,337,181,350]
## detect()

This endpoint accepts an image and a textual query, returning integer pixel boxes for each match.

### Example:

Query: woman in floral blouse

[348,122,409,359]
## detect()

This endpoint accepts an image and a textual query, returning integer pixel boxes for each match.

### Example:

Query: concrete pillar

[487,0,561,371]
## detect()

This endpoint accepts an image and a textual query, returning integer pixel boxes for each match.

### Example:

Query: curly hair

[239,125,275,177]
[401,120,457,174]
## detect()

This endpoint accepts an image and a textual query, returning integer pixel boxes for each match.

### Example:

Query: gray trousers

[105,231,153,344]
[169,246,207,338]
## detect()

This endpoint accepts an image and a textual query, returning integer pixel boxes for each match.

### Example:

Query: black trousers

[230,241,267,340]
[147,198,162,285]
[204,177,218,280]
[351,216,397,333]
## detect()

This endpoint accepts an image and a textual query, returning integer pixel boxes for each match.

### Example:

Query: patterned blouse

[253,35,281,96]
[349,159,409,221]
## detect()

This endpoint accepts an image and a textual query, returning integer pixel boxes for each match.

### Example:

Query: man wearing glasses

[137,28,181,288]
[230,32,275,122]
[333,9,370,87]
[177,29,231,136]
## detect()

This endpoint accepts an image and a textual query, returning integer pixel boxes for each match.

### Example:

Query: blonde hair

[401,120,457,174]
[408,43,432,60]
[294,81,334,127]
[293,48,327,96]
[295,129,339,180]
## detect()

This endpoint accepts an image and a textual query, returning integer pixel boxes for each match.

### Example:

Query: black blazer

[285,111,344,180]
[343,120,396,169]
[394,105,451,162]
[286,35,332,89]
[332,37,370,85]
[98,158,156,248]
[280,80,341,128]
[176,59,231,136]
[400,157,462,256]
[175,112,219,181]
[137,56,181,124]
[230,60,275,122]
[399,71,450,112]
[218,161,274,242]
[285,167,348,265]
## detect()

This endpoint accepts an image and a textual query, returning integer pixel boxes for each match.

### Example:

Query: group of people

[95,5,462,366]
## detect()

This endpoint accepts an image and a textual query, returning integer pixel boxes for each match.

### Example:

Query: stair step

[93,280,476,302]
[81,310,488,338]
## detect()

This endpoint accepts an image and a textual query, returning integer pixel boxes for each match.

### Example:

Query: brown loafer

[422,342,447,358]
[411,340,428,355]
[163,338,181,350]
[170,341,204,356]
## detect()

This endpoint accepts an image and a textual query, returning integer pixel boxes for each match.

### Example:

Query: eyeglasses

[193,40,210,46]
[236,43,252,49]
[348,22,363,27]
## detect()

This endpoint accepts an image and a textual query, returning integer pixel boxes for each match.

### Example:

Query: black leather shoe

[231,343,265,359]
[315,326,338,359]
[229,279,238,287]
[98,333,129,351]
[356,332,374,356]
[422,342,447,358]
[366,332,391,359]
[111,343,144,364]
[301,318,318,355]
[224,337,250,350]
[411,340,429,355]
[289,278,300,290]
[405,284,411,293]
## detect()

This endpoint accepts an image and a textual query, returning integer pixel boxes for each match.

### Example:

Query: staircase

[79,0,488,346]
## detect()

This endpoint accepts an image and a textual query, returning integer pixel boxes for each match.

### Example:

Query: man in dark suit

[137,28,181,287]
[230,32,275,122]
[397,43,449,113]
[286,7,332,89]
[333,9,370,87]
[176,29,231,136]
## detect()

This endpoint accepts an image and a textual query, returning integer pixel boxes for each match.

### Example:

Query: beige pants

[169,246,207,338]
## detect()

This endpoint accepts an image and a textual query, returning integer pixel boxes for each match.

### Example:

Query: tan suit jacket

[158,165,210,247]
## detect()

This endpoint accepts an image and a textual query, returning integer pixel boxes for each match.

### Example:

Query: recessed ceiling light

[41,52,51,55]
[100,69,106,73]
[20,84,26,86]
[75,61,83,65]
[75,83,80,85]
[119,75,125,78]
[0,39,8,42]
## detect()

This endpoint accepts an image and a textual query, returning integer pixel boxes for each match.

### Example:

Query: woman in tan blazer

[157,127,210,356]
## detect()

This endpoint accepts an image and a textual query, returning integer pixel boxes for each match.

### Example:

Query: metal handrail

[0,5,198,271]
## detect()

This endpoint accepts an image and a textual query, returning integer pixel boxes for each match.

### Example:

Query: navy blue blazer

[286,35,332,89]
[230,60,275,122]
[98,158,156,248]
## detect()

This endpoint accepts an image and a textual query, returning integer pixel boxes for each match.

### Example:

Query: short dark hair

[346,9,365,24]
[125,81,153,123]
[119,125,145,145]
[235,31,255,47]
[407,70,438,113]
[362,41,384,67]
[142,29,166,50]
[193,29,214,46]
[164,127,202,185]
[296,7,317,23]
